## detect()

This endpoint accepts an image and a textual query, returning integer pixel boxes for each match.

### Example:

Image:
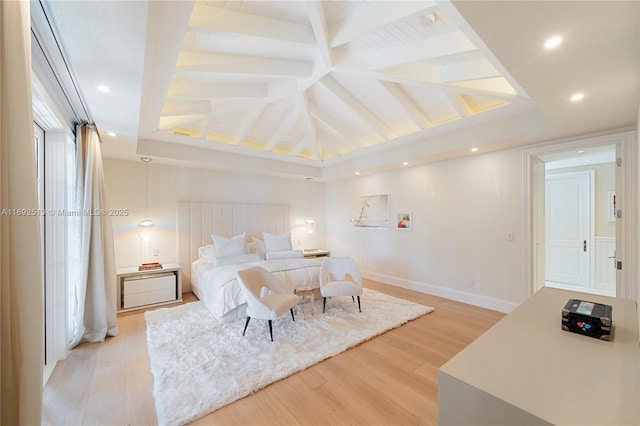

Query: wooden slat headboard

[177,202,291,292]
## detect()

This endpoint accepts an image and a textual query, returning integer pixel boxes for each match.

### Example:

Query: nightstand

[116,263,182,312]
[302,249,331,258]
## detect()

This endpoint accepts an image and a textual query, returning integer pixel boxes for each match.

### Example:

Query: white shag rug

[145,288,434,425]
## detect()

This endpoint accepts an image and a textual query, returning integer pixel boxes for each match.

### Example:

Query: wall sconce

[305,218,316,234]
[137,157,156,242]
[305,177,316,234]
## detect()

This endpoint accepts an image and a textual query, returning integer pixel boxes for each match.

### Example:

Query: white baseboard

[362,270,519,314]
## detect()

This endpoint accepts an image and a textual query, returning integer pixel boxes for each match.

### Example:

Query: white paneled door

[545,172,593,288]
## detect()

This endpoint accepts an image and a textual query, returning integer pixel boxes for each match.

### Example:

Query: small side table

[116,263,182,312]
[294,286,317,315]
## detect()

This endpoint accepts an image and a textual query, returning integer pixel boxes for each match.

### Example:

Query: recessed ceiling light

[570,93,584,102]
[577,150,585,154]
[97,85,110,93]
[471,147,478,152]
[107,132,116,137]
[140,157,153,162]
[544,36,563,49]
[355,171,360,176]
[403,161,408,166]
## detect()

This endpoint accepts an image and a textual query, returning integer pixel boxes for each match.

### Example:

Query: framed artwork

[396,213,412,230]
[607,191,616,222]
[350,194,389,229]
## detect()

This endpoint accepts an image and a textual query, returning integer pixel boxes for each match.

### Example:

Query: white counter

[439,287,639,425]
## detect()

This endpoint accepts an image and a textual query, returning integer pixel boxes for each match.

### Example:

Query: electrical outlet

[468,278,474,287]
[153,249,159,257]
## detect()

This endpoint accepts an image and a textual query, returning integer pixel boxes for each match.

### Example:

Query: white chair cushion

[320,280,363,298]
[254,294,299,319]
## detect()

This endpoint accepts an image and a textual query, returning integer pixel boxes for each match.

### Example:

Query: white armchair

[319,257,362,313]
[236,266,299,341]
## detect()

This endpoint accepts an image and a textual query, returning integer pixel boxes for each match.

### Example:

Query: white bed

[191,257,321,321]
[177,202,322,321]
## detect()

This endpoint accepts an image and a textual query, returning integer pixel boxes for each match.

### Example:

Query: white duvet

[191,258,321,320]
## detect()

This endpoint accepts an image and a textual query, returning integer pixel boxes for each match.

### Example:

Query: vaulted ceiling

[38,1,639,179]
[147,1,526,161]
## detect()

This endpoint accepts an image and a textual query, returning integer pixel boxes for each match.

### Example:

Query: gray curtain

[68,124,118,348]
[0,1,44,424]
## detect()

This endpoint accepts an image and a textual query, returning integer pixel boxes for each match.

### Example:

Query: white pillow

[265,249,303,260]
[215,253,260,267]
[252,237,266,260]
[262,232,292,252]
[198,245,216,263]
[211,232,246,257]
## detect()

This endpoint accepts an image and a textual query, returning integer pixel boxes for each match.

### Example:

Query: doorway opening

[541,146,616,297]
[528,136,626,299]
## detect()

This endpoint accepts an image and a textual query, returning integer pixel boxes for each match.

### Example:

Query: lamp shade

[137,219,156,242]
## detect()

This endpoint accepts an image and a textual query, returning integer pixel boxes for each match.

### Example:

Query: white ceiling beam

[289,135,311,158]
[440,59,500,83]
[209,99,256,117]
[158,114,206,131]
[176,52,312,78]
[335,50,518,100]
[443,92,471,118]
[375,64,519,101]
[379,81,432,129]
[331,2,437,48]
[168,82,268,100]
[319,74,395,140]
[298,93,322,160]
[161,100,211,117]
[449,77,518,96]
[265,105,300,152]
[234,104,266,146]
[306,1,332,70]
[138,0,195,136]
[308,104,365,149]
[316,122,358,154]
[189,3,316,48]
[368,31,476,70]
[201,117,214,141]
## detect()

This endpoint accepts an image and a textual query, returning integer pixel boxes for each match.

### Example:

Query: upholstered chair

[236,266,299,341]
[319,257,362,313]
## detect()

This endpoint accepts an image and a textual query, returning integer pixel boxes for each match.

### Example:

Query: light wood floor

[42,280,504,425]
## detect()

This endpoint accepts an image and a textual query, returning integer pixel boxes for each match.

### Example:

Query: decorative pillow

[215,253,260,267]
[252,237,266,260]
[198,245,216,263]
[265,250,303,260]
[262,232,292,252]
[211,232,246,257]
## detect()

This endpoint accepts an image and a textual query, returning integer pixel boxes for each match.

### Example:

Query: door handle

[583,240,587,252]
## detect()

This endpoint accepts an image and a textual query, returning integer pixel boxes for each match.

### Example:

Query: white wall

[325,148,526,312]
[103,159,326,269]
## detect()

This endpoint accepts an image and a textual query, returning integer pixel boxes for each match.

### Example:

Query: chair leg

[352,296,355,302]
[268,319,273,342]
[242,316,251,336]
[323,297,326,313]
[290,308,295,322]
[357,296,361,312]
